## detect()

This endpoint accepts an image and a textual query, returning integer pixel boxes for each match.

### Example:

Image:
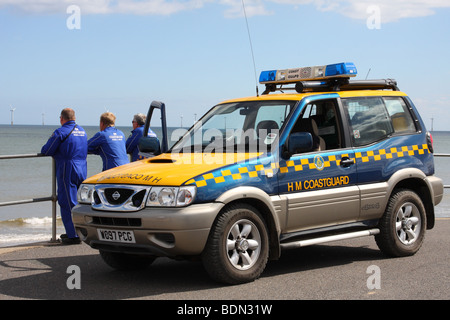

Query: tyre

[99,250,156,270]
[202,203,269,284]
[375,189,426,257]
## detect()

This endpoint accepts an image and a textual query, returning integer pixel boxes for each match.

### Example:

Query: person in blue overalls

[88,112,129,171]
[41,108,87,245]
[126,113,159,161]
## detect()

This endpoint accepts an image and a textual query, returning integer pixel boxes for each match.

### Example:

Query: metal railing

[1,152,449,244]
[0,153,58,242]
[434,153,450,188]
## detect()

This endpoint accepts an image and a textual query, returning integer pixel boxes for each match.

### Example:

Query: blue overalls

[126,126,158,161]
[41,120,87,239]
[88,126,129,171]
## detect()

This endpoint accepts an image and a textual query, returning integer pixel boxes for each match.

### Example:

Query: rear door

[342,95,424,221]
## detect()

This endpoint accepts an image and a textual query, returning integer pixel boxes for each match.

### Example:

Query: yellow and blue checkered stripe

[186,163,276,188]
[186,144,430,188]
[354,144,429,162]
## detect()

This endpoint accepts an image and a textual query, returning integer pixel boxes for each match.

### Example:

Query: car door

[342,95,422,221]
[278,96,359,233]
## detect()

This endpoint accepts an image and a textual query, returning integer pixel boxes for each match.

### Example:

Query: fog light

[76,227,88,239]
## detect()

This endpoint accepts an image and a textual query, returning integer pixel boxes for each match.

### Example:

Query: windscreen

[171,100,295,154]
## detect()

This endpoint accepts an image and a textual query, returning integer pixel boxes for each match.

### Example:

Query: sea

[1,124,450,248]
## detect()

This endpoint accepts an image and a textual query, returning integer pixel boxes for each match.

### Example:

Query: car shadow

[0,240,386,300]
[263,242,385,278]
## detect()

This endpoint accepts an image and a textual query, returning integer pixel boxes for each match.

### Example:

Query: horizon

[2,123,450,134]
[1,1,449,129]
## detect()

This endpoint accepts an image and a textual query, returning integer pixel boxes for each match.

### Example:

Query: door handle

[340,157,355,167]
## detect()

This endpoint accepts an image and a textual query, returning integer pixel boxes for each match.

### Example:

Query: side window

[343,97,394,147]
[290,99,342,151]
[384,97,416,133]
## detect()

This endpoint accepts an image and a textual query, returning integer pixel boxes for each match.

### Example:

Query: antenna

[241,0,259,97]
[365,68,371,80]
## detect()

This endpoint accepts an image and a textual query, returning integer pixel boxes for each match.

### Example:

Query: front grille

[104,188,134,205]
[92,216,142,227]
[131,189,147,207]
[92,184,150,212]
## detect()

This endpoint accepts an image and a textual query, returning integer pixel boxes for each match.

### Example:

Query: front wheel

[375,189,426,257]
[202,203,269,284]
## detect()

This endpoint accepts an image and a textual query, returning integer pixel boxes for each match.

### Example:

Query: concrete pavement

[1,218,449,300]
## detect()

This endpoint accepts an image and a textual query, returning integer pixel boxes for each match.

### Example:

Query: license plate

[97,228,136,243]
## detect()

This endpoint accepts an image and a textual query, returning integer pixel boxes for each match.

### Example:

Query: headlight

[146,186,196,207]
[77,184,94,204]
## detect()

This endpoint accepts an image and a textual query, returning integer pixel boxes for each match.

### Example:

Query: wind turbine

[10,106,16,125]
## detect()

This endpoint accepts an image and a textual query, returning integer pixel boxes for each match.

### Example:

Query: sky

[1,0,450,130]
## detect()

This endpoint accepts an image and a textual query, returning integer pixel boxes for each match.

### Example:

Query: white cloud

[115,0,207,15]
[269,0,450,23]
[220,0,272,18]
[0,0,449,21]
[0,0,112,14]
[0,0,208,15]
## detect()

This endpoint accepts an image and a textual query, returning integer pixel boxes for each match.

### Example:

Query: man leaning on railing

[41,108,88,245]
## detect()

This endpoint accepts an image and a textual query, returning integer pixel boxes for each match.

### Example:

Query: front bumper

[72,202,224,257]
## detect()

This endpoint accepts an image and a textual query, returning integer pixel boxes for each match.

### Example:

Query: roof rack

[261,78,400,95]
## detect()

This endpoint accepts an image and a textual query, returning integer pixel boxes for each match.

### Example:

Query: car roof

[219,90,408,105]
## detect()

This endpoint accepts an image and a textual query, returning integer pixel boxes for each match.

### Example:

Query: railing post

[51,157,57,242]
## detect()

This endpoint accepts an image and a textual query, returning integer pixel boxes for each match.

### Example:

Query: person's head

[100,112,116,131]
[132,113,146,129]
[60,108,75,125]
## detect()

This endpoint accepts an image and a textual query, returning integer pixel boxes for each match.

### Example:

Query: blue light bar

[325,62,357,77]
[259,62,357,84]
[259,70,277,83]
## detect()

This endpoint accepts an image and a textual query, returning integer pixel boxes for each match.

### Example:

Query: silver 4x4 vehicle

[72,62,443,284]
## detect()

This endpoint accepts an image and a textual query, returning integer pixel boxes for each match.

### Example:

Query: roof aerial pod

[340,79,400,91]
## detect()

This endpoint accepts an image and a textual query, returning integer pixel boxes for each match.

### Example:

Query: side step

[280,228,380,250]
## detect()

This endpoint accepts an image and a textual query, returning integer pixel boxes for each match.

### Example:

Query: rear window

[343,96,417,147]
[384,97,416,133]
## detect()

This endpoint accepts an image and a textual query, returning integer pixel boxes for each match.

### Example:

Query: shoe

[61,237,81,245]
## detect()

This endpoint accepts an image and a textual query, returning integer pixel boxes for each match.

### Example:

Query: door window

[290,99,342,151]
[343,97,394,147]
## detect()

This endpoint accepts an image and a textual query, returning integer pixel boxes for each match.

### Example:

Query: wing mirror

[282,132,313,159]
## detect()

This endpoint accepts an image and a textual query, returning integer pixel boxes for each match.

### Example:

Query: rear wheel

[202,203,269,284]
[375,189,426,257]
[100,250,156,270]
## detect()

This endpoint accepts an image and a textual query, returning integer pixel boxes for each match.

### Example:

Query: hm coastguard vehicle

[72,62,443,284]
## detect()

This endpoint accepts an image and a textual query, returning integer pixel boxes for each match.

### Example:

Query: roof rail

[262,78,399,95]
